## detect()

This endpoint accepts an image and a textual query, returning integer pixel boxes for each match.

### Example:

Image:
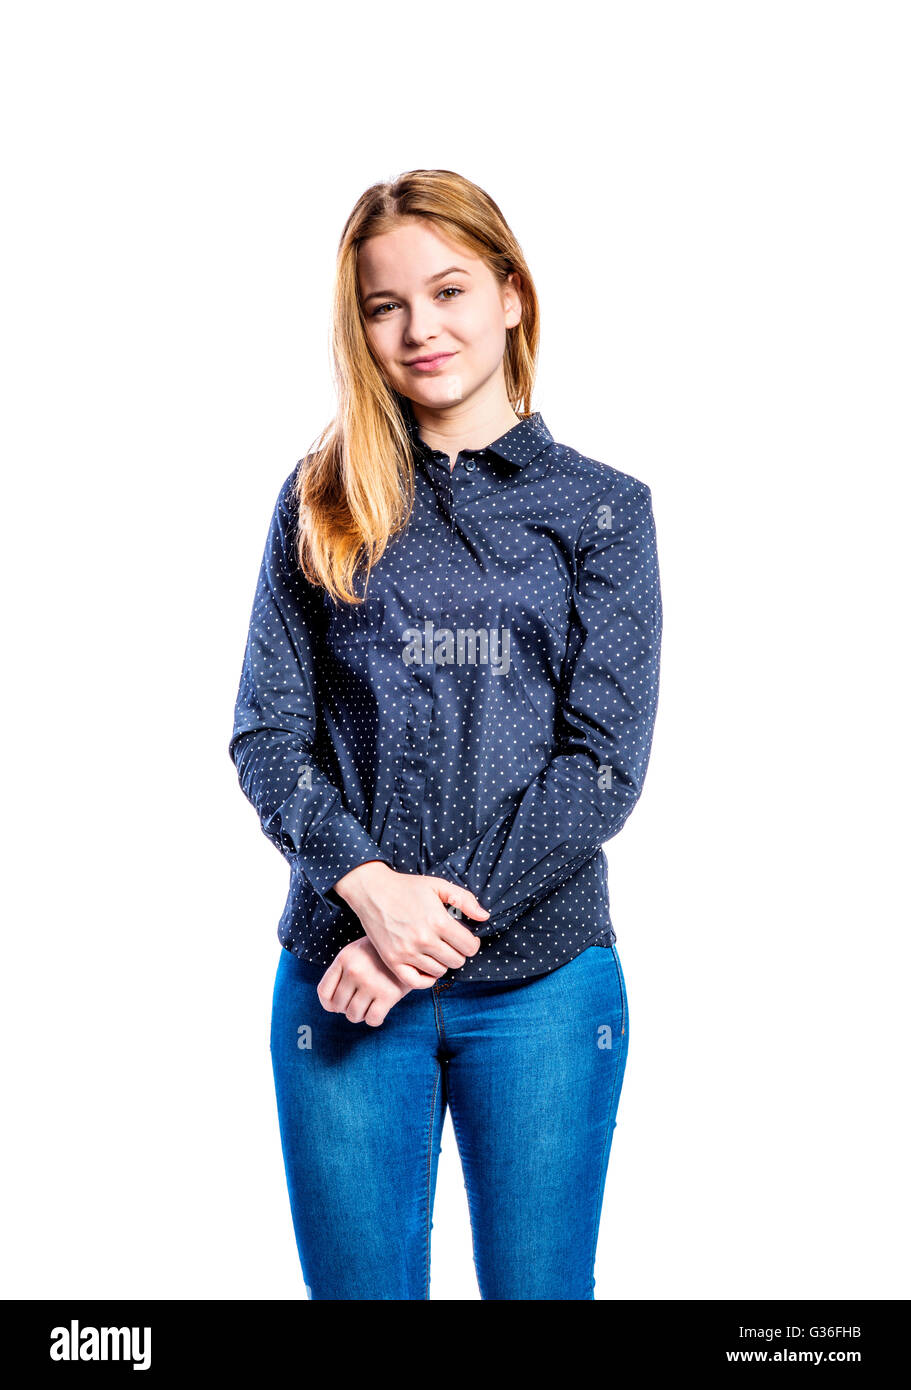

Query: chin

[409,376,468,407]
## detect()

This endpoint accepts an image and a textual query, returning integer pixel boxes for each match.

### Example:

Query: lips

[406,352,455,372]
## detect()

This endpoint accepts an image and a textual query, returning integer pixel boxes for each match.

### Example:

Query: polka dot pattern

[229,393,662,982]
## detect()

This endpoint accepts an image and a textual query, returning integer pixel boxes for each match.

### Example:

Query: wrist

[333,859,395,911]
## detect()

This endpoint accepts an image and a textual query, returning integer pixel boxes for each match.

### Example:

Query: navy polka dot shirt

[229,394,662,982]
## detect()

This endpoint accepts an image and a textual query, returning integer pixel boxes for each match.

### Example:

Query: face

[357,217,522,410]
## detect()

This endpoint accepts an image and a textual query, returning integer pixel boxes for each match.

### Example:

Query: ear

[503,270,523,329]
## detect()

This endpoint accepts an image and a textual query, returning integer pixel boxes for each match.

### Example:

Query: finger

[334,978,356,1014]
[345,986,371,1025]
[436,912,483,957]
[421,940,468,970]
[393,961,440,990]
[389,952,446,983]
[364,999,390,1028]
[399,966,437,990]
[317,958,343,1007]
[413,952,452,979]
[431,881,490,925]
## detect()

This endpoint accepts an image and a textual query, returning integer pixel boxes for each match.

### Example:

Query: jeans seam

[445,1073,486,1296]
[432,989,449,1050]
[613,943,627,1038]
[587,945,628,1293]
[424,1064,442,1300]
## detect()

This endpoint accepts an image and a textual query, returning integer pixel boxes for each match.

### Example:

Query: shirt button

[464,458,476,472]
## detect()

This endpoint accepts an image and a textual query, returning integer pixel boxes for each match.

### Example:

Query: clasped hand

[316,865,489,1026]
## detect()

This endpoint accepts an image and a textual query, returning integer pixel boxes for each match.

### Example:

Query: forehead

[357,219,481,289]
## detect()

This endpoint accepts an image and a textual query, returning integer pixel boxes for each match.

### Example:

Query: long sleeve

[426,476,662,936]
[228,473,393,907]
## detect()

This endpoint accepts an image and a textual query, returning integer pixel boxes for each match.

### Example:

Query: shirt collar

[397,393,553,469]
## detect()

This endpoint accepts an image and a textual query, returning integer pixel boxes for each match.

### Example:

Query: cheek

[469,305,508,355]
[364,327,400,376]
[363,321,384,354]
[447,314,488,361]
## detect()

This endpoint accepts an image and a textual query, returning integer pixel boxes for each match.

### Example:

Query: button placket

[390,453,455,874]
[406,456,457,870]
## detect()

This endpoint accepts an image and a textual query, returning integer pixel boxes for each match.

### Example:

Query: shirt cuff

[290,813,394,909]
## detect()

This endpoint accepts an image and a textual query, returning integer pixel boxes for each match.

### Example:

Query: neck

[408,391,521,466]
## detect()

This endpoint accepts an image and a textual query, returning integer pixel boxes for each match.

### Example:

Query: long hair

[293,169,540,605]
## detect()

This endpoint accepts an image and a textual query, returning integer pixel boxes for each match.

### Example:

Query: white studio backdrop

[1,0,908,1300]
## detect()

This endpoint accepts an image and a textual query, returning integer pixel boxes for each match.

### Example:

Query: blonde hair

[293,169,540,604]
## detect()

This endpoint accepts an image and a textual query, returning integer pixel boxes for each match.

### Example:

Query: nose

[403,305,440,346]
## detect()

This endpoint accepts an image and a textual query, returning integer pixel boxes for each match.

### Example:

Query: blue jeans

[269,941,629,1300]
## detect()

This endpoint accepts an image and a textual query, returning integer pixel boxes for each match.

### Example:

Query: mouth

[405,352,456,373]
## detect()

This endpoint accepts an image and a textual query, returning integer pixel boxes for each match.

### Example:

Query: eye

[369,286,464,318]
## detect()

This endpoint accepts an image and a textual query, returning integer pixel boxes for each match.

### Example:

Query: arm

[425,476,662,936]
[228,471,393,908]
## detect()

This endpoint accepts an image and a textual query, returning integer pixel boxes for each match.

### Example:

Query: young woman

[229,169,662,1300]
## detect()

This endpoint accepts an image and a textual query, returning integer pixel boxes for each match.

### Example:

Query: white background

[1,1,908,1300]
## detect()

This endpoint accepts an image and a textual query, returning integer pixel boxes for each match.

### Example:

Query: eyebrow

[362,266,471,304]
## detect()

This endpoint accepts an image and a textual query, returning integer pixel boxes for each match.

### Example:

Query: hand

[332,861,488,988]
[316,936,434,1026]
